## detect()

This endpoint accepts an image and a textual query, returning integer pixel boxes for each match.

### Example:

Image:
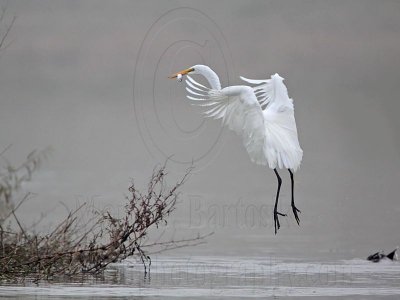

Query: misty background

[1,0,400,257]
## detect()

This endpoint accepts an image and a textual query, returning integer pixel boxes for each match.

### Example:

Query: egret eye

[177,74,183,82]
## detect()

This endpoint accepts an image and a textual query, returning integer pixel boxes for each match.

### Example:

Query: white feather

[184,71,302,171]
[186,87,208,97]
[187,76,210,90]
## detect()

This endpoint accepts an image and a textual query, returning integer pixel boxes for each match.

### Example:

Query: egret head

[168,65,210,79]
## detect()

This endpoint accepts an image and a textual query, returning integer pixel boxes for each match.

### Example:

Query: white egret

[169,65,303,234]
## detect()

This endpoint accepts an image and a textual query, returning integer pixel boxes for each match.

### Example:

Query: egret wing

[241,73,303,170]
[240,73,293,112]
[185,76,267,165]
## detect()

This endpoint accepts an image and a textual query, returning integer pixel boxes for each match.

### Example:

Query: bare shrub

[0,147,52,224]
[0,159,209,281]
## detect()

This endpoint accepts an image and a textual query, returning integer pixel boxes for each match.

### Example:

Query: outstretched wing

[185,76,268,165]
[240,73,303,170]
[240,73,293,112]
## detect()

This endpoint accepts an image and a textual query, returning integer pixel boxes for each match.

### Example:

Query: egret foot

[292,205,301,225]
[274,210,287,234]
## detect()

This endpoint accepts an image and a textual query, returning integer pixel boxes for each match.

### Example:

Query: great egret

[169,65,303,234]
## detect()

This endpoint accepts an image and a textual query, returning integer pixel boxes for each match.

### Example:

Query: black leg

[288,169,301,225]
[273,169,286,234]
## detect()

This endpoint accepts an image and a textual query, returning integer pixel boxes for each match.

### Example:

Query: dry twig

[0,162,208,281]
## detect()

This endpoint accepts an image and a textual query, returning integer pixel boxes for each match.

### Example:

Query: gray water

[1,1,400,299]
[1,255,400,299]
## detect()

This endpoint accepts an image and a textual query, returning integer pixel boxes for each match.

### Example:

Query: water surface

[1,255,399,299]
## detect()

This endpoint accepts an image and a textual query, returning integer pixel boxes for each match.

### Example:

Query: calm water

[2,1,400,299]
[1,255,400,299]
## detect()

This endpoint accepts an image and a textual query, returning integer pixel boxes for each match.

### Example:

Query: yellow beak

[168,67,194,79]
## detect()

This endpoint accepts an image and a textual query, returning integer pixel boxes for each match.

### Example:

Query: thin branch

[2,192,32,221]
[0,144,12,158]
[0,162,208,281]
[0,14,15,51]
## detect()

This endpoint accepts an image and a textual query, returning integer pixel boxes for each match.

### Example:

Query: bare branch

[0,162,209,281]
[0,14,15,52]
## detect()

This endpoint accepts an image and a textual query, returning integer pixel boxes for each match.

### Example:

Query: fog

[1,0,400,257]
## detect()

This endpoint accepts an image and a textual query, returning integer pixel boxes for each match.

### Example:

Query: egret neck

[194,65,221,90]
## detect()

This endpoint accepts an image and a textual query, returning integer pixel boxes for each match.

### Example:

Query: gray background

[1,0,400,257]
